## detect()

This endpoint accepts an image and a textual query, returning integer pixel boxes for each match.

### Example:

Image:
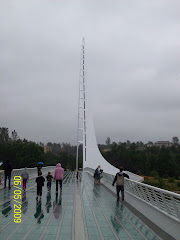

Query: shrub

[176,181,180,187]
[150,170,159,178]
[157,178,165,189]
[168,177,175,183]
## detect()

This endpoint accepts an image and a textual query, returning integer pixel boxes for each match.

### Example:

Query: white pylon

[76,38,86,172]
[76,39,143,182]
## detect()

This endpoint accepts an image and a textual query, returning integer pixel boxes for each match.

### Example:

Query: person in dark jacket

[37,164,42,175]
[3,160,13,189]
[36,171,45,201]
[46,172,53,192]
[94,165,101,184]
[112,166,129,201]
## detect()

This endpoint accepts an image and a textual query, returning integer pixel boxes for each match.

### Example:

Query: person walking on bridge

[3,159,13,189]
[94,165,101,184]
[36,171,45,201]
[46,172,53,192]
[54,163,64,193]
[112,166,129,201]
[21,167,29,191]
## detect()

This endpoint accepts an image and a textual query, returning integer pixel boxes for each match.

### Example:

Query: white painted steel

[125,178,180,222]
[78,40,143,181]
[83,95,144,180]
[76,38,86,171]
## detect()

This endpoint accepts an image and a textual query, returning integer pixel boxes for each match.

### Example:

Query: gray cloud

[0,0,179,144]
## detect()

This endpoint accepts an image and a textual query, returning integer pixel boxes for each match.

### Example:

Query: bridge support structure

[76,38,143,181]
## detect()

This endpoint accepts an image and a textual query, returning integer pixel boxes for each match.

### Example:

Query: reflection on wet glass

[2,201,12,217]
[46,192,52,213]
[110,203,123,233]
[22,192,28,214]
[1,190,12,217]
[34,200,44,224]
[53,192,62,219]
[93,186,99,198]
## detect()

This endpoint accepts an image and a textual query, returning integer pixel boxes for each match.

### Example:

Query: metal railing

[84,167,180,222]
[125,178,180,221]
[0,166,56,185]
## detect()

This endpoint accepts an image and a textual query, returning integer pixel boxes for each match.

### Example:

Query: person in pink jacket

[54,163,64,193]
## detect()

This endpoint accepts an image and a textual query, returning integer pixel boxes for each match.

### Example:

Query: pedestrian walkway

[0,171,161,240]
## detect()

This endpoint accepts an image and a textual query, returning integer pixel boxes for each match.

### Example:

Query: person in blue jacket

[94,165,101,184]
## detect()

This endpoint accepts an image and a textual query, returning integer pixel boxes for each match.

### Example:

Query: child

[21,167,29,191]
[99,169,103,183]
[46,172,53,191]
[36,171,45,201]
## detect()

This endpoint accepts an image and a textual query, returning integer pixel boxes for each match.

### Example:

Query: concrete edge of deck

[124,191,179,240]
[85,170,179,240]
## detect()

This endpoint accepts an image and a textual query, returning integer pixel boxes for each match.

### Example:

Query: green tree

[158,147,170,177]
[0,127,10,144]
[126,140,131,147]
[47,142,53,147]
[11,130,19,141]
[105,137,111,146]
[172,137,179,145]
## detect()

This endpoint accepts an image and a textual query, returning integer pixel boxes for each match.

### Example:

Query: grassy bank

[143,176,180,193]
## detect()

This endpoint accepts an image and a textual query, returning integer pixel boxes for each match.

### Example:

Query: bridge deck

[0,172,161,240]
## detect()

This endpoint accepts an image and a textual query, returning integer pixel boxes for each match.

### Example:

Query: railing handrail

[125,178,180,198]
[0,166,56,172]
[0,166,56,178]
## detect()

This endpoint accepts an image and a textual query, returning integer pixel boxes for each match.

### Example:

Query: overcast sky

[0,0,180,145]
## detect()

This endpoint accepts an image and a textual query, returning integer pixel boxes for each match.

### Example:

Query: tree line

[0,128,82,170]
[101,137,180,179]
[1,127,179,179]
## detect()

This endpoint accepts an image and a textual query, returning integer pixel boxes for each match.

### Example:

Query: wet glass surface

[0,171,161,240]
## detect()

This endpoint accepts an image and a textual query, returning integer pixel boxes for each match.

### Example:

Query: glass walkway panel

[0,172,161,240]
